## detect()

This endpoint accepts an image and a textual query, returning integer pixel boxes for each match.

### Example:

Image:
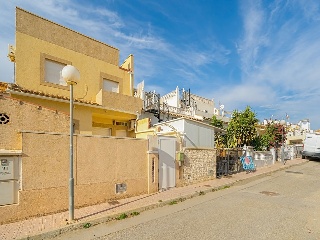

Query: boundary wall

[0,132,157,224]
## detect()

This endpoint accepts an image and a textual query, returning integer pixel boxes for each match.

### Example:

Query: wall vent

[115,183,127,194]
[0,113,9,124]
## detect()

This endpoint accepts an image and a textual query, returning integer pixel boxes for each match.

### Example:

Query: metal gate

[158,136,176,190]
[216,148,244,178]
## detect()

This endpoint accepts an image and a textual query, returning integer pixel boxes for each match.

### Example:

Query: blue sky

[1,0,320,129]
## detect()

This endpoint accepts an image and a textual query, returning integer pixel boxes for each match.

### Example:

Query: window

[44,59,67,86]
[40,54,71,88]
[103,79,119,93]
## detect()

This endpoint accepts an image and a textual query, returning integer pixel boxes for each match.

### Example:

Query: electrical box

[176,152,184,161]
[0,155,20,206]
[0,158,18,181]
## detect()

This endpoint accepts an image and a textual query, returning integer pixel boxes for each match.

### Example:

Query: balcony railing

[160,104,194,116]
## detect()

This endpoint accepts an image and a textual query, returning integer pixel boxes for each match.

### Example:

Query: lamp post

[62,65,80,221]
[280,119,286,164]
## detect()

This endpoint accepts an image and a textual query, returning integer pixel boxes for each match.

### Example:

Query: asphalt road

[55,160,320,240]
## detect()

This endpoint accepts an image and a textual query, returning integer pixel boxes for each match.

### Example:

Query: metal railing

[216,148,244,178]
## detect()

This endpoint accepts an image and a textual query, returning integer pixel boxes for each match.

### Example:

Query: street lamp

[62,65,80,221]
[280,119,286,164]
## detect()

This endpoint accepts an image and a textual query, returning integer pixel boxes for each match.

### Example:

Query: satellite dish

[219,104,224,110]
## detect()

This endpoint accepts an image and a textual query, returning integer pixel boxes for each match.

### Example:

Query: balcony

[96,89,143,114]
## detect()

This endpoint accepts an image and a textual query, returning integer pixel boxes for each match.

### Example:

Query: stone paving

[0,158,307,240]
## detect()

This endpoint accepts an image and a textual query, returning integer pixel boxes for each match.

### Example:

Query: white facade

[299,119,311,132]
[160,86,229,122]
[261,118,312,144]
[140,86,230,126]
[154,118,223,148]
[161,86,180,108]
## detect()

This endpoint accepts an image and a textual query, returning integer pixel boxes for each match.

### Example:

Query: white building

[154,117,225,149]
[160,86,229,123]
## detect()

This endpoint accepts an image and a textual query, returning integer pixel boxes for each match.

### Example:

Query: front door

[158,137,176,190]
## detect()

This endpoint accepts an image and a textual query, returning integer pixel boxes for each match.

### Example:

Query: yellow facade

[12,7,142,137]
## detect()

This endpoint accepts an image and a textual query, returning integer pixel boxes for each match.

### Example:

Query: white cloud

[1,0,231,86]
[2,0,319,129]
[238,0,267,75]
[223,0,320,128]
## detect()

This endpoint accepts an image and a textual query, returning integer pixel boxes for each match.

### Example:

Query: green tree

[226,106,258,148]
[269,123,286,149]
[253,122,287,151]
[210,115,226,148]
[211,115,224,129]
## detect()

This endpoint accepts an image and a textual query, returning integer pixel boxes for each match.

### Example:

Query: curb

[18,160,308,240]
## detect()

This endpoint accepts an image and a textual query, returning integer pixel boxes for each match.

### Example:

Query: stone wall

[181,148,217,185]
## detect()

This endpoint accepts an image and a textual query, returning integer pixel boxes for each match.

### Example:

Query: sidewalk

[0,158,308,240]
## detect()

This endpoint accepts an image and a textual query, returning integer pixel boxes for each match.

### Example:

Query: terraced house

[0,7,157,224]
[4,7,142,137]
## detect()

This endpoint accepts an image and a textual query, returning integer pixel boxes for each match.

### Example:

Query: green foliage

[130,211,140,216]
[210,106,287,150]
[83,223,92,228]
[211,115,224,129]
[253,122,287,151]
[169,200,178,205]
[116,213,128,220]
[226,106,258,148]
[252,135,269,151]
[267,123,286,148]
[210,115,227,148]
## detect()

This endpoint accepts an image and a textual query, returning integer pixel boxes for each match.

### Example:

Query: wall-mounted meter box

[0,155,20,205]
[0,157,18,181]
[0,180,18,205]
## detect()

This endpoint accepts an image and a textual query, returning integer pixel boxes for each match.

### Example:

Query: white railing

[161,104,194,116]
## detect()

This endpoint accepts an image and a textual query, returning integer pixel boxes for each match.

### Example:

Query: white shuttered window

[103,79,119,93]
[45,59,66,86]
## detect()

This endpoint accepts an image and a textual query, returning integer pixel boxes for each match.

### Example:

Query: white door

[158,137,176,190]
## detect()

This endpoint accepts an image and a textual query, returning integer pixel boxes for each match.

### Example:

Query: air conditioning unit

[128,119,135,131]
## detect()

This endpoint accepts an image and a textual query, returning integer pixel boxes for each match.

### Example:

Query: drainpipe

[128,70,133,96]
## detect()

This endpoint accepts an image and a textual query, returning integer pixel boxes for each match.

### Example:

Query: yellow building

[5,7,142,137]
